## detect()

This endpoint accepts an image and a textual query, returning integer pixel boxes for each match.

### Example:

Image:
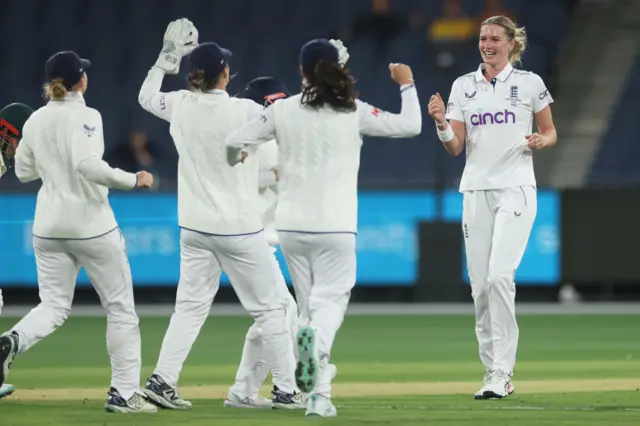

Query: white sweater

[226,84,422,233]
[14,92,136,239]
[139,67,265,235]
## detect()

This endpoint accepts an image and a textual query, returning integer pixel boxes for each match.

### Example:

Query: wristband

[436,121,454,142]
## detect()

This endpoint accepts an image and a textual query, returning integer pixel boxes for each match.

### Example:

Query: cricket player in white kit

[0,102,34,400]
[0,51,157,413]
[137,19,297,410]
[226,39,422,417]
[428,16,557,399]
[225,76,310,410]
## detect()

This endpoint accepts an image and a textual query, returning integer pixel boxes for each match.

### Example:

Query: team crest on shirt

[506,85,522,107]
[83,124,96,137]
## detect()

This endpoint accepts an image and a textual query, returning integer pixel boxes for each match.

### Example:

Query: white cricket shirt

[139,67,265,235]
[226,84,422,233]
[14,92,137,239]
[445,63,553,191]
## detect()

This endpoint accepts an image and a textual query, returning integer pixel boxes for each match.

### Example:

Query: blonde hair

[42,79,67,100]
[481,15,528,66]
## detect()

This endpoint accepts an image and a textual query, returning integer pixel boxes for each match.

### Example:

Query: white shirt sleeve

[247,101,265,121]
[138,67,177,123]
[445,79,465,122]
[226,106,277,149]
[357,84,422,137]
[73,111,137,190]
[14,122,39,183]
[531,74,554,113]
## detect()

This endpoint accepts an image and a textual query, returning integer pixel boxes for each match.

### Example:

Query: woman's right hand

[135,171,154,189]
[428,93,446,124]
[389,63,414,86]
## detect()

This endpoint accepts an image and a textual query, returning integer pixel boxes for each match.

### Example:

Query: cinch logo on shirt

[470,109,516,126]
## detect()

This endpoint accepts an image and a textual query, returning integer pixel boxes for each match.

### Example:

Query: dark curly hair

[301,60,357,111]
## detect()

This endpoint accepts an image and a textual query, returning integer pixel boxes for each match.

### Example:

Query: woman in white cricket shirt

[225,76,309,410]
[0,50,157,413]
[226,38,422,417]
[137,19,298,410]
[428,16,558,400]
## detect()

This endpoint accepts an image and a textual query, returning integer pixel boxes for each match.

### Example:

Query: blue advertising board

[0,190,559,287]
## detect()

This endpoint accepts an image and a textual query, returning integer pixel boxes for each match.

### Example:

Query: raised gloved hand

[155,18,199,74]
[329,39,349,67]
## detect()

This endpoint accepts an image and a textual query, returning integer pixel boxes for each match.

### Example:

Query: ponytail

[301,61,357,111]
[43,79,67,100]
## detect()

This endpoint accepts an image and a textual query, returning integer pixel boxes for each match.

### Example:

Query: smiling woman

[425,14,558,402]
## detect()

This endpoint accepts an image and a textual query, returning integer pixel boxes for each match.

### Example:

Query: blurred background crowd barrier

[1,0,639,304]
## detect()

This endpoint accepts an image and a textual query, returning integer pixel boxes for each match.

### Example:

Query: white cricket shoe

[143,374,192,409]
[305,394,337,417]
[482,370,515,399]
[0,383,14,399]
[474,370,493,400]
[105,388,158,413]
[224,392,273,409]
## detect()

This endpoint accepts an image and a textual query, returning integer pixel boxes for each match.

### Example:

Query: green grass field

[1,314,639,425]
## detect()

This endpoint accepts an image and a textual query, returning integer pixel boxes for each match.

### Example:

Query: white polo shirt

[445,63,553,192]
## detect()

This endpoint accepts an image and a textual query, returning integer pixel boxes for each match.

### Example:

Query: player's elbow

[396,119,422,138]
[406,118,422,137]
[137,93,150,112]
[15,169,37,183]
[14,162,38,183]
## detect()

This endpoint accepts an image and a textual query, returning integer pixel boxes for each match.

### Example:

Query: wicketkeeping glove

[0,288,4,315]
[329,39,350,67]
[155,18,199,74]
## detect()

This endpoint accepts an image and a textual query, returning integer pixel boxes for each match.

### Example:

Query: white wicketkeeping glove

[0,288,3,315]
[155,18,199,75]
[330,39,350,67]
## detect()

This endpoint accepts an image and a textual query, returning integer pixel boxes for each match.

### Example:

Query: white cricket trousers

[228,246,300,398]
[279,232,356,398]
[11,228,141,399]
[153,229,296,393]
[463,186,537,375]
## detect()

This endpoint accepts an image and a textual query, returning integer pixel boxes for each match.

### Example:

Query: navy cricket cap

[188,42,233,81]
[242,77,290,107]
[300,39,339,76]
[45,51,91,89]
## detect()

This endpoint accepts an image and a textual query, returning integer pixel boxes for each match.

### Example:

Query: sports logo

[470,109,516,126]
[264,92,287,103]
[510,85,519,107]
[371,107,381,117]
[465,91,476,99]
[83,124,96,137]
[446,102,454,115]
[539,89,550,100]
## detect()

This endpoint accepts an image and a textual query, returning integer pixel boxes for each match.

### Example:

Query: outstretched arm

[357,64,422,138]
[138,18,199,122]
[225,107,277,166]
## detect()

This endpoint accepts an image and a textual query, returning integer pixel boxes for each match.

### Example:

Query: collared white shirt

[446,63,553,191]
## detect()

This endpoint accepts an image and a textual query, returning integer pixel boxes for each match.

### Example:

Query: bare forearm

[542,127,558,148]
